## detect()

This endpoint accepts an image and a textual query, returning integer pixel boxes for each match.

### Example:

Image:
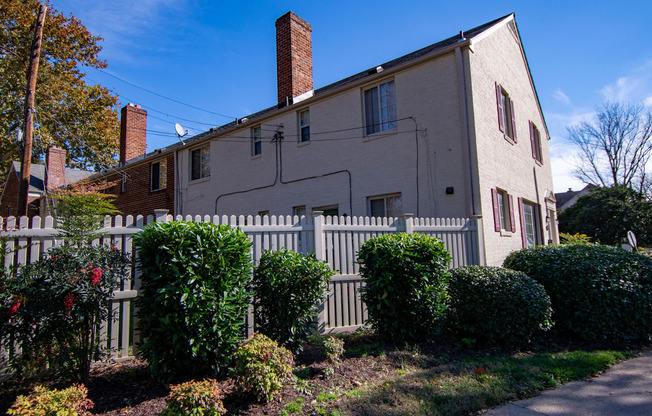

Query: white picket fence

[1,210,484,364]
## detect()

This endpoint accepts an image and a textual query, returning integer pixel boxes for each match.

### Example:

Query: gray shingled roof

[11,161,94,194]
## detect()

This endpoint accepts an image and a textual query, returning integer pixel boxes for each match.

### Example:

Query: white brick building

[142,12,558,265]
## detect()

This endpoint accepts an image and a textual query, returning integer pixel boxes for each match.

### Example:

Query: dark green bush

[8,384,94,415]
[252,249,333,349]
[504,244,652,341]
[161,379,226,416]
[233,333,295,402]
[447,266,552,347]
[134,221,252,377]
[358,233,451,342]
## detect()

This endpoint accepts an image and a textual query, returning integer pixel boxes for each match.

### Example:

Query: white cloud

[553,89,571,106]
[599,76,639,102]
[598,60,652,103]
[645,96,652,107]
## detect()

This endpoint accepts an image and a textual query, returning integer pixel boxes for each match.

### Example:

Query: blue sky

[52,0,652,193]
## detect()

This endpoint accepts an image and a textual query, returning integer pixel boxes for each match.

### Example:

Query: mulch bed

[0,334,644,415]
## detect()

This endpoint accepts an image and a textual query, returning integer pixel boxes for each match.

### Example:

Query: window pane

[498,192,507,230]
[293,206,306,217]
[160,160,167,188]
[254,140,262,155]
[191,149,201,180]
[301,126,310,142]
[201,146,210,178]
[386,195,402,217]
[369,198,385,217]
[524,203,536,247]
[365,87,379,134]
[380,81,396,131]
[151,162,160,190]
[300,110,309,127]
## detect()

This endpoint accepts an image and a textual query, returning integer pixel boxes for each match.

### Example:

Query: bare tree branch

[567,102,652,193]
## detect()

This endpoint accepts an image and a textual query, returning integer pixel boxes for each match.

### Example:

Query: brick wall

[102,154,175,217]
[276,11,313,103]
[0,171,40,218]
[120,104,147,163]
[46,147,66,190]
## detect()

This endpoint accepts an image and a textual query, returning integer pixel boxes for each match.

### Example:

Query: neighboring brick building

[82,103,175,217]
[0,148,93,218]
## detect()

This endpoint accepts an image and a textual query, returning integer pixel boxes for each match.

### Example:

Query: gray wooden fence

[1,211,484,364]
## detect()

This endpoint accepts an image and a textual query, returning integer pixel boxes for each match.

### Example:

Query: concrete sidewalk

[483,350,652,416]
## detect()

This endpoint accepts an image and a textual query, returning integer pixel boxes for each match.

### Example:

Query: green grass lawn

[332,350,631,416]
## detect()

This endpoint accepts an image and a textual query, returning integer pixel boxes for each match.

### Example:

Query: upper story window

[491,188,515,233]
[529,121,543,163]
[251,126,262,156]
[368,193,402,218]
[190,145,210,181]
[364,80,396,135]
[150,159,167,191]
[298,109,310,143]
[496,83,516,142]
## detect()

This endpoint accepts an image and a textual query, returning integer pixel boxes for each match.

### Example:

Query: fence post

[311,211,325,261]
[311,211,328,332]
[154,209,169,223]
[401,213,414,234]
[471,215,486,265]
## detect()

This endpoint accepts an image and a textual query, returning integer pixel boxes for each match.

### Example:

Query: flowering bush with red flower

[2,191,130,383]
[3,245,130,382]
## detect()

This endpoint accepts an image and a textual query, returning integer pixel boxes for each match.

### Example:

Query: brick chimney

[276,12,313,104]
[120,103,147,164]
[45,146,66,191]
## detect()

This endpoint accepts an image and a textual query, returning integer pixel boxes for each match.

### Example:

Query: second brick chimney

[46,146,66,191]
[120,103,147,164]
[276,11,313,104]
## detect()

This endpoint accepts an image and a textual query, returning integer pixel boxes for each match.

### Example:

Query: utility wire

[96,68,236,120]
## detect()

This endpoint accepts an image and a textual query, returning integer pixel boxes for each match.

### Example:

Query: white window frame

[298,109,310,143]
[190,145,210,181]
[150,159,167,191]
[367,193,403,218]
[364,80,397,135]
[251,126,262,157]
[522,202,538,247]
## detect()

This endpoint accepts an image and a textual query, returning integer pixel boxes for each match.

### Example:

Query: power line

[96,69,236,120]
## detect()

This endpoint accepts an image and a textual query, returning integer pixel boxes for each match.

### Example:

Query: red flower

[111,245,119,252]
[7,299,20,317]
[90,268,102,286]
[64,294,75,314]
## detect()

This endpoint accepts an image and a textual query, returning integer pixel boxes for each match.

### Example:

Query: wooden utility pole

[17,3,47,217]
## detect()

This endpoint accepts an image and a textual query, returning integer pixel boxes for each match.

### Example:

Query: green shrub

[504,244,652,341]
[559,232,593,245]
[358,233,451,342]
[8,384,94,415]
[161,379,226,416]
[233,333,295,402]
[322,336,345,363]
[252,249,333,349]
[134,221,252,377]
[447,266,552,347]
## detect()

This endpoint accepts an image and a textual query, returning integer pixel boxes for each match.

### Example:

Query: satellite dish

[174,123,188,145]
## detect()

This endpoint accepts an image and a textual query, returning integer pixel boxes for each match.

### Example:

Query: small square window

[258,210,269,217]
[151,159,167,191]
[364,80,396,135]
[252,126,262,156]
[298,110,310,143]
[191,145,210,181]
[293,205,306,217]
[368,193,402,218]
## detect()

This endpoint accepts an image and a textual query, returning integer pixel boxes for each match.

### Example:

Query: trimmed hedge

[504,244,652,341]
[252,249,333,349]
[448,266,552,347]
[359,233,451,342]
[134,221,252,377]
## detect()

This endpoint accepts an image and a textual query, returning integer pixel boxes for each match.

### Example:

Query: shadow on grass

[335,350,631,416]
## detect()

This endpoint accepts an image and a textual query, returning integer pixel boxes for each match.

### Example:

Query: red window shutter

[529,121,537,159]
[491,188,501,232]
[510,99,517,142]
[508,194,516,232]
[537,129,543,163]
[495,83,505,133]
[518,197,527,247]
[537,204,545,245]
